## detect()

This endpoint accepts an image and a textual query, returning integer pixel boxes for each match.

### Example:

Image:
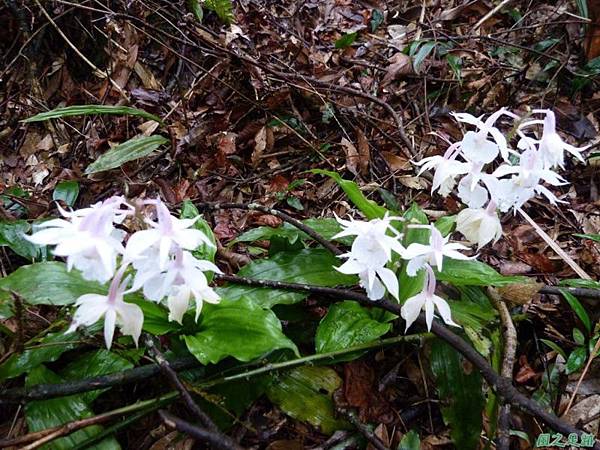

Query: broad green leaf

[0,292,13,319]
[52,180,80,207]
[436,259,527,286]
[23,105,162,124]
[311,170,387,219]
[0,328,82,380]
[560,289,592,334]
[435,215,456,236]
[216,249,357,308]
[413,41,436,72]
[0,261,105,306]
[25,365,120,450]
[187,0,203,21]
[450,287,497,356]
[446,54,462,82]
[183,298,298,365]
[335,32,357,49]
[85,135,168,174]
[127,295,180,335]
[315,301,391,360]
[566,347,587,375]
[60,350,133,404]
[399,430,421,450]
[265,366,349,435]
[0,220,47,260]
[430,339,483,450]
[180,200,216,263]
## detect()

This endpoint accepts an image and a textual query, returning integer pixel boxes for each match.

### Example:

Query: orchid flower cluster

[416,109,588,248]
[333,214,468,331]
[27,197,221,349]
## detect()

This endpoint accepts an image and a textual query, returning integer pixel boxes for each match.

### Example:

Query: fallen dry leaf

[341,137,361,177]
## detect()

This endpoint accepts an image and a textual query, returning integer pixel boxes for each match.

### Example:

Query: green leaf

[435,215,456,237]
[187,0,203,21]
[560,288,592,334]
[399,430,421,450]
[0,292,13,319]
[0,220,47,260]
[0,261,105,306]
[265,366,349,435]
[25,365,120,450]
[53,181,80,207]
[540,339,567,360]
[566,347,587,375]
[559,279,600,289]
[446,54,462,82]
[127,295,180,335]
[180,200,216,263]
[60,350,133,404]
[575,233,600,242]
[311,169,387,219]
[183,298,298,365]
[315,301,391,360]
[204,0,234,24]
[574,328,586,346]
[85,135,168,174]
[0,328,82,380]
[216,249,357,308]
[436,259,527,286]
[335,32,357,49]
[370,9,384,32]
[23,105,162,124]
[286,196,304,211]
[413,41,436,73]
[430,339,483,450]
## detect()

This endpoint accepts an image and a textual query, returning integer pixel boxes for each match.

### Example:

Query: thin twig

[337,408,390,450]
[473,0,514,31]
[518,207,591,280]
[196,202,343,256]
[159,410,243,450]
[488,287,518,450]
[144,335,218,432]
[0,393,176,448]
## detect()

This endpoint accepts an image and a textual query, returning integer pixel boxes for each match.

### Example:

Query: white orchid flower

[402,225,471,276]
[132,247,221,323]
[401,264,460,331]
[456,173,489,209]
[451,108,518,161]
[520,110,588,169]
[124,199,214,270]
[335,235,400,300]
[492,149,567,208]
[332,213,405,260]
[415,142,470,197]
[66,264,143,349]
[27,196,131,282]
[456,201,503,248]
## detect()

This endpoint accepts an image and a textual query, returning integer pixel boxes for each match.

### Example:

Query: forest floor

[1,0,600,449]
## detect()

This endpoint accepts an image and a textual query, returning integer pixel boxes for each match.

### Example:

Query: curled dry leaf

[382,52,414,86]
[355,129,370,176]
[251,126,274,167]
[381,151,410,171]
[341,137,361,177]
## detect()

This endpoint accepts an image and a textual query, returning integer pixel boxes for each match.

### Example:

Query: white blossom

[27,196,131,282]
[66,264,143,349]
[402,225,471,276]
[401,265,460,331]
[456,202,503,248]
[132,247,221,323]
[124,199,214,270]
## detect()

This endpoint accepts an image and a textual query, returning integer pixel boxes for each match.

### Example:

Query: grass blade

[23,105,163,124]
